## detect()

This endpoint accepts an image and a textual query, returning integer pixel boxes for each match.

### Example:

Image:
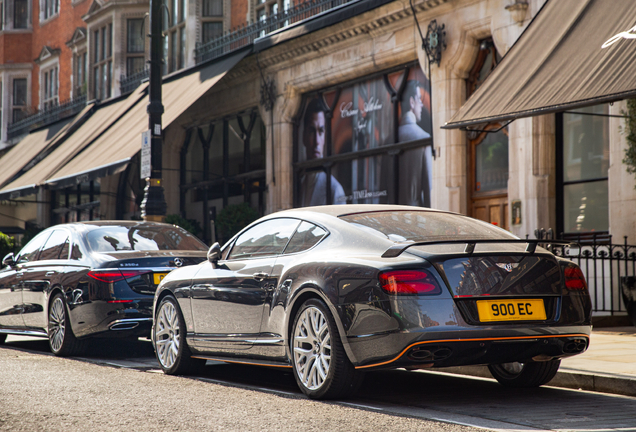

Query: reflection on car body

[152,205,592,400]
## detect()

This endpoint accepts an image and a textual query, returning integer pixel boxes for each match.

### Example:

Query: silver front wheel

[153,296,205,375]
[155,300,180,370]
[292,306,332,391]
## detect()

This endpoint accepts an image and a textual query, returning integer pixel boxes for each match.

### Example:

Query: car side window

[16,231,51,263]
[228,218,300,260]
[39,230,70,260]
[284,222,327,254]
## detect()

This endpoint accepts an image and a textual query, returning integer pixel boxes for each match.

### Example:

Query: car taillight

[379,270,442,295]
[563,265,587,290]
[88,270,152,283]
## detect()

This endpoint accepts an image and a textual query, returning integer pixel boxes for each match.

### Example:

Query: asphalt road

[1,336,636,431]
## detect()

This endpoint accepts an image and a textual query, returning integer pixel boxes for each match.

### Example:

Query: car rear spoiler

[381,239,579,258]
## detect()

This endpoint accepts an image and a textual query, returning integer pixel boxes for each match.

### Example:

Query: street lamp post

[141,0,167,222]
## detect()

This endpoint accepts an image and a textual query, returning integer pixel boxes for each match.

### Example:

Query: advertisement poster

[297,65,432,207]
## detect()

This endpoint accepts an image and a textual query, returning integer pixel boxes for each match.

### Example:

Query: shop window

[295,62,433,207]
[92,23,113,100]
[52,180,101,224]
[41,65,59,110]
[164,0,186,73]
[557,104,610,235]
[182,110,266,243]
[12,78,27,123]
[126,19,146,76]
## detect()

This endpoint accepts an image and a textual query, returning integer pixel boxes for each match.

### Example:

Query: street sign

[141,130,151,179]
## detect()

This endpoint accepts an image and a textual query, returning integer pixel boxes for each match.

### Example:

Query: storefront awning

[443,0,636,129]
[46,49,249,189]
[0,105,93,194]
[0,86,147,200]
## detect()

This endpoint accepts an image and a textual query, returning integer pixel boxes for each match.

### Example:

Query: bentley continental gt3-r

[152,205,592,399]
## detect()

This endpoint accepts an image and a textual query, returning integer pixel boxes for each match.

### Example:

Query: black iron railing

[120,68,150,95]
[194,0,354,64]
[7,95,87,140]
[544,231,636,316]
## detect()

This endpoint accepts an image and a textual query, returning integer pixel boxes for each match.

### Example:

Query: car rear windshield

[339,211,516,242]
[86,226,208,252]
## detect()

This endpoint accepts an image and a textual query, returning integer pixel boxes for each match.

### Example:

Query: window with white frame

[73,51,87,96]
[92,23,112,100]
[14,0,28,28]
[163,0,186,74]
[254,0,289,37]
[12,78,27,123]
[41,0,59,20]
[126,18,146,76]
[42,65,59,109]
[201,0,223,44]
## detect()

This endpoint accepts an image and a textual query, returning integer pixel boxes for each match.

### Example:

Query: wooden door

[468,125,509,230]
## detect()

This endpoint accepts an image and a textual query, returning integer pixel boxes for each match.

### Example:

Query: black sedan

[0,221,208,356]
[152,205,592,399]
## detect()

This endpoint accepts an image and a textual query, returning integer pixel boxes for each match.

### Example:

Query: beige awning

[443,0,636,129]
[0,105,93,194]
[46,50,248,188]
[0,86,147,199]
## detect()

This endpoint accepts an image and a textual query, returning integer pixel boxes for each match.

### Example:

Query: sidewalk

[439,326,636,397]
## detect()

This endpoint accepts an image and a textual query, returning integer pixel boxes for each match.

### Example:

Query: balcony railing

[195,0,354,64]
[117,0,354,94]
[120,67,150,95]
[7,95,87,140]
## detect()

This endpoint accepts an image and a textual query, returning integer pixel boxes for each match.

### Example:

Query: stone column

[262,79,301,214]
[609,100,636,243]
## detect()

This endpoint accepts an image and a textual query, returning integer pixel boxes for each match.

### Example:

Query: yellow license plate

[476,299,547,322]
[153,273,168,285]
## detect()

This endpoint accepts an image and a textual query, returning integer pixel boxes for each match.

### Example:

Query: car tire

[48,293,85,356]
[154,296,205,375]
[291,298,363,399]
[488,359,561,387]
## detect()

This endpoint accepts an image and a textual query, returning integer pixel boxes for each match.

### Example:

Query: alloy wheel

[155,300,180,369]
[498,362,524,376]
[292,306,332,390]
[48,296,66,353]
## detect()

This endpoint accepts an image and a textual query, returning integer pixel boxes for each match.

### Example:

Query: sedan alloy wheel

[48,293,84,356]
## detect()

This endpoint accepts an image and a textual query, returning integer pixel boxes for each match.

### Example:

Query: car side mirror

[207,242,221,266]
[2,253,16,268]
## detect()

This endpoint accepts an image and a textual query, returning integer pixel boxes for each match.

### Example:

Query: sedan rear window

[339,211,516,242]
[86,226,207,252]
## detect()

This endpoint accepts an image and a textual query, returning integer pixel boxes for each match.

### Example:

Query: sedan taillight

[563,265,588,290]
[379,270,442,295]
[88,269,152,283]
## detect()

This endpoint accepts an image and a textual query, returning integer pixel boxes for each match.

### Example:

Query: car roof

[275,204,456,218]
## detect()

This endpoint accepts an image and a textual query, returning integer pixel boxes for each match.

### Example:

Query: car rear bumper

[69,298,154,339]
[347,326,592,370]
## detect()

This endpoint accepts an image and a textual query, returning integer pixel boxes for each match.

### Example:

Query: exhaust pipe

[108,318,151,331]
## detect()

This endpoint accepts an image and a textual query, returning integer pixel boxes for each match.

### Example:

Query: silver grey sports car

[152,205,592,399]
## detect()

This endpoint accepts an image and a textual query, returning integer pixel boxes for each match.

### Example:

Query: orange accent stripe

[191,356,293,368]
[354,333,590,370]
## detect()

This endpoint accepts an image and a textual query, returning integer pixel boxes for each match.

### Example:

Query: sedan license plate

[153,273,168,285]
[476,299,547,322]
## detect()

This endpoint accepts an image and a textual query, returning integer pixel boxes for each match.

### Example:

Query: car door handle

[46,271,56,277]
[253,272,269,282]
